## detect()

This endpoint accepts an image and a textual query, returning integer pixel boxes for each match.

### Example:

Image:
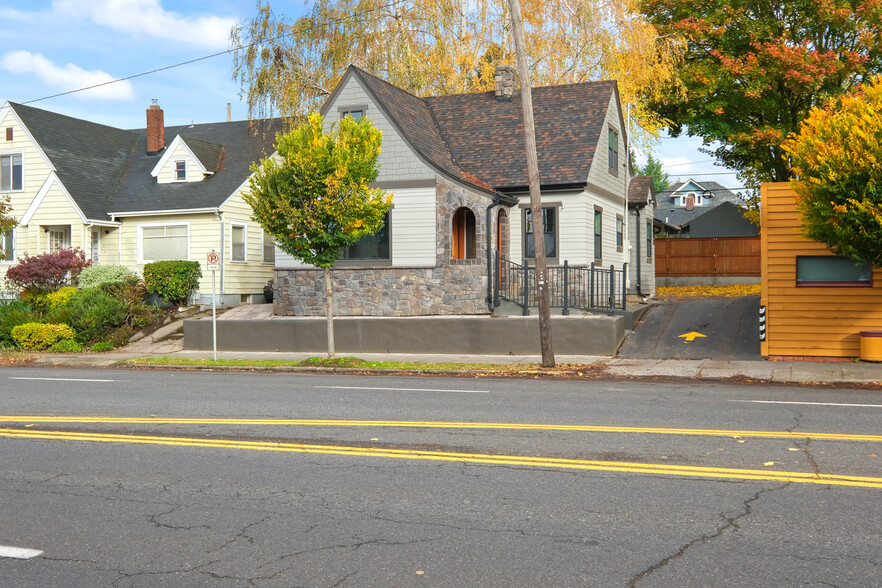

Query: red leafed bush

[5,248,91,293]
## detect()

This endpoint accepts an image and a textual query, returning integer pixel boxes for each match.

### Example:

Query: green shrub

[100,277,147,307]
[143,261,201,306]
[19,289,50,309]
[12,322,76,350]
[66,287,128,344]
[107,324,135,348]
[51,339,83,353]
[0,299,34,345]
[91,341,114,352]
[47,286,78,308]
[76,265,135,289]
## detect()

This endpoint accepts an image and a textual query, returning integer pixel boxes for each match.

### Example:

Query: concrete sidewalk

[15,303,882,385]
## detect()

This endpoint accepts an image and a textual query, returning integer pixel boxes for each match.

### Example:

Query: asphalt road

[619,295,761,360]
[1,368,880,587]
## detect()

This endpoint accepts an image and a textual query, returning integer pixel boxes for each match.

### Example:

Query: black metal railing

[494,252,626,316]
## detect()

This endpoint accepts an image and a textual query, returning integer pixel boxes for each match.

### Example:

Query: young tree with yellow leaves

[230,0,682,149]
[246,114,392,357]
[782,75,882,266]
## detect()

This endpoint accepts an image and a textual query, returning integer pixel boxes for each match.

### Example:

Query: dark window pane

[525,207,556,258]
[796,256,871,284]
[340,212,390,260]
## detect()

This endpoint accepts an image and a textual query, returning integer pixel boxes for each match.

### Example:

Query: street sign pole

[207,250,220,361]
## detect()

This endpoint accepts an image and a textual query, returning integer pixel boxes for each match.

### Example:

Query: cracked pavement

[1,368,880,586]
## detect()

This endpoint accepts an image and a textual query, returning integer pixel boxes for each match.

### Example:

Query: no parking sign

[207,250,220,272]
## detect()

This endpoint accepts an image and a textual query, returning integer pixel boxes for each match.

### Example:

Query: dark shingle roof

[10,102,139,220]
[628,176,654,207]
[109,120,279,214]
[351,68,498,195]
[180,136,225,173]
[653,179,744,228]
[426,80,618,190]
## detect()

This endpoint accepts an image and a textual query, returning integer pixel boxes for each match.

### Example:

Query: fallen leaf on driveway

[788,448,801,452]
[763,461,775,466]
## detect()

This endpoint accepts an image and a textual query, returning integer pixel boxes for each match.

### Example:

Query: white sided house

[274,65,647,316]
[0,100,278,305]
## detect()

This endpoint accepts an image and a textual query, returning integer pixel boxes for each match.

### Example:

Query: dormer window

[339,105,367,121]
[174,160,186,181]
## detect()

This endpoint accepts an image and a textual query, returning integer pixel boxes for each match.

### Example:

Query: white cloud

[0,8,35,21]
[52,0,237,50]
[0,51,135,101]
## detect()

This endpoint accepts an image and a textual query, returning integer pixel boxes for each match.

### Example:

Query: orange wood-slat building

[760,182,882,358]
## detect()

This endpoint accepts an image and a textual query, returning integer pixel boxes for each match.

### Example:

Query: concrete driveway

[618,295,760,360]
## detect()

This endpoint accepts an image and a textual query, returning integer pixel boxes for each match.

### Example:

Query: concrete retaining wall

[184,315,624,356]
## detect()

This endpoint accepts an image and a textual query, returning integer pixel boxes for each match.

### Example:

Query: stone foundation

[274,265,490,316]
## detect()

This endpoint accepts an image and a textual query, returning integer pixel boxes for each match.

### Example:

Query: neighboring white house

[0,100,278,305]
[274,65,639,316]
[627,176,657,299]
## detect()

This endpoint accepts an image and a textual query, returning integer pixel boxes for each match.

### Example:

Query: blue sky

[0,0,738,190]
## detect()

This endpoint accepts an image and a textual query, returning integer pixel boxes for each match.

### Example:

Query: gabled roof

[427,80,619,191]
[654,179,744,228]
[344,66,619,197]
[9,102,139,220]
[110,119,278,215]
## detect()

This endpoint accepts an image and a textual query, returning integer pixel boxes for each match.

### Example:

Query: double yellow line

[2,420,882,488]
[2,416,881,443]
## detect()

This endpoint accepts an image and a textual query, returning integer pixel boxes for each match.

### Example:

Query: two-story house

[274,65,641,316]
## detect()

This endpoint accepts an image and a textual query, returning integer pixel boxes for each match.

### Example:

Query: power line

[21,3,399,105]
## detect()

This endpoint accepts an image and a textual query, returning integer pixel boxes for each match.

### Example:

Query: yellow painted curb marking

[1,416,881,443]
[2,428,881,488]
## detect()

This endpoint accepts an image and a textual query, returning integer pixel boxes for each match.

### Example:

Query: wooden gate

[655,236,761,277]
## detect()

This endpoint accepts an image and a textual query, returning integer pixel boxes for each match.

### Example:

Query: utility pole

[508,0,554,367]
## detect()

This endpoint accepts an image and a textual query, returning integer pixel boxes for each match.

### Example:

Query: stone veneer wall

[273,176,503,316]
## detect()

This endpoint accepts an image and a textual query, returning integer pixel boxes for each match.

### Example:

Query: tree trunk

[509,0,555,367]
[324,267,335,358]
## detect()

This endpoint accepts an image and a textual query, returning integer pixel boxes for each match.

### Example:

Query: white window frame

[230,222,247,263]
[91,229,101,264]
[262,230,275,264]
[174,160,187,182]
[137,222,191,264]
[1,227,14,264]
[0,150,24,192]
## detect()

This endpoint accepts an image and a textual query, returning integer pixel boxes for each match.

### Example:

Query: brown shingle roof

[426,81,618,190]
[628,176,655,206]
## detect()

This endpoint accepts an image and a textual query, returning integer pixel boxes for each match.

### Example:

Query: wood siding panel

[220,192,275,293]
[760,182,882,358]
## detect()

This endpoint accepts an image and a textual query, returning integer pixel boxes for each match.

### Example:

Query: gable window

[1,153,22,191]
[452,207,477,259]
[231,223,246,262]
[594,208,603,260]
[340,211,390,260]
[140,224,189,262]
[262,230,275,264]
[174,160,187,181]
[524,207,557,259]
[616,215,624,252]
[608,128,619,172]
[5,128,12,142]
[341,109,365,121]
[796,256,872,287]
[2,229,13,262]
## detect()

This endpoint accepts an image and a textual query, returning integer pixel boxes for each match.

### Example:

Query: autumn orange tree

[246,114,392,357]
[641,0,882,187]
[231,0,683,149]
[782,75,882,266]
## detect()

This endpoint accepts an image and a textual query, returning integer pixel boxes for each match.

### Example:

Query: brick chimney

[494,65,517,101]
[685,194,695,211]
[146,99,165,155]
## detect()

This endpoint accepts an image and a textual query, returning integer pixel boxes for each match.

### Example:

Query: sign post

[206,250,220,361]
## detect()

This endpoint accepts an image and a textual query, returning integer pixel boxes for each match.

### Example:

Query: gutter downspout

[634,207,642,296]
[215,209,223,305]
[110,215,122,266]
[485,197,500,312]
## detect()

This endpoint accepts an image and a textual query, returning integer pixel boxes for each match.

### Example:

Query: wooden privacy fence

[655,236,761,277]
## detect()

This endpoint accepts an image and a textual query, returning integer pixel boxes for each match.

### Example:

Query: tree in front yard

[0,196,18,261]
[246,113,392,357]
[782,75,882,265]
